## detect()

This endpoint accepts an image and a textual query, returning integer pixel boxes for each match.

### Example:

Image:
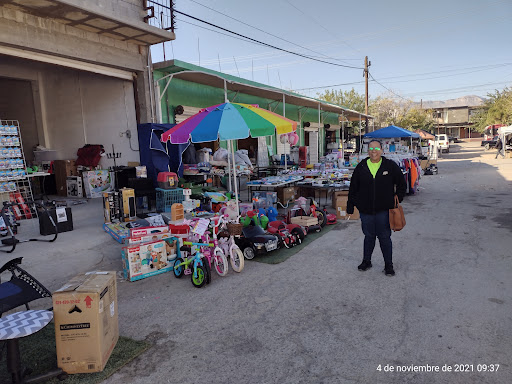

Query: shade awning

[364,125,420,139]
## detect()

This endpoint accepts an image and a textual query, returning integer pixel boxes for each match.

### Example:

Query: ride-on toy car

[235,225,280,259]
[267,221,304,248]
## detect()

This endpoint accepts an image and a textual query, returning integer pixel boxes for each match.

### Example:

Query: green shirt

[367,158,382,178]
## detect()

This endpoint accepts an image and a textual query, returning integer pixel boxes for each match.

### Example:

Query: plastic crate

[156,188,184,212]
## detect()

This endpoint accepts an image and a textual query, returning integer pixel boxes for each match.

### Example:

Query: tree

[369,96,434,131]
[470,87,512,132]
[317,88,365,113]
[317,88,365,135]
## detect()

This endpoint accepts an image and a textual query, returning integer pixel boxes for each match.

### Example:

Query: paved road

[4,141,511,384]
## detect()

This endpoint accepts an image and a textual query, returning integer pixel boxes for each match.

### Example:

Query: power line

[171,7,364,70]
[283,0,361,57]
[369,72,409,101]
[186,0,356,64]
[293,63,512,92]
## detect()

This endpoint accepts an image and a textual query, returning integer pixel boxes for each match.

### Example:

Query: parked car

[481,135,499,150]
[428,134,450,153]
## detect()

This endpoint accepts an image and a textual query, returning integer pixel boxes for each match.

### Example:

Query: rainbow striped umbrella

[161,102,297,144]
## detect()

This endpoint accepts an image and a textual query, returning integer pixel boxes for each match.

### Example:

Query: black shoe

[358,260,372,271]
[384,265,395,276]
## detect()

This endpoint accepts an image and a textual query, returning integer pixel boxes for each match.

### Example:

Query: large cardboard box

[277,186,297,203]
[332,190,349,208]
[333,195,359,220]
[53,271,119,374]
[54,160,78,196]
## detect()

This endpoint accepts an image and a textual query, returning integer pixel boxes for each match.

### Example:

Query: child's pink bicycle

[190,217,228,278]
[215,215,244,272]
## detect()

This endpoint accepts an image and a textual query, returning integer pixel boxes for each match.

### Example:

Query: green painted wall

[154,69,341,157]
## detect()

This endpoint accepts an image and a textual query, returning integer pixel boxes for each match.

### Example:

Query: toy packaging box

[103,222,130,244]
[53,271,118,374]
[120,187,136,222]
[66,176,83,198]
[83,170,113,198]
[129,225,168,238]
[121,238,179,282]
[128,231,171,245]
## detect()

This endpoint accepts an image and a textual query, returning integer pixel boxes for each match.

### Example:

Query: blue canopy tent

[364,125,420,139]
[364,125,420,154]
[137,123,189,186]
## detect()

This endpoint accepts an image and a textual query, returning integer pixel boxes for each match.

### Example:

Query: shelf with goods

[0,120,36,221]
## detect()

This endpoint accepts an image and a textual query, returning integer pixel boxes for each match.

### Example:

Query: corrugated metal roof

[153,59,372,122]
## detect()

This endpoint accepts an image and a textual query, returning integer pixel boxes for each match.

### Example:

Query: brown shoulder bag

[389,195,406,232]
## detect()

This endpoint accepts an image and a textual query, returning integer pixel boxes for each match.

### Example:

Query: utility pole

[364,56,371,131]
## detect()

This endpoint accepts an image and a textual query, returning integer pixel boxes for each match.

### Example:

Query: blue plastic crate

[156,188,184,212]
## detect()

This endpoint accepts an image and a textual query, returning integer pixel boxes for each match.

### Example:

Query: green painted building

[152,59,370,163]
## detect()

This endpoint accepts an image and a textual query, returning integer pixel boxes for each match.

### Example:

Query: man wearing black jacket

[347,140,407,276]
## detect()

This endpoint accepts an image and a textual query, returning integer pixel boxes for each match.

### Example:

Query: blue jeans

[360,211,393,265]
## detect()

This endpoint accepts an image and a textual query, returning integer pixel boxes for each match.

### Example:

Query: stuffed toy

[221,199,239,222]
[266,206,278,222]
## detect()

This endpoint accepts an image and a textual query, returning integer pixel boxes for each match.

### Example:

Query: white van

[429,134,450,153]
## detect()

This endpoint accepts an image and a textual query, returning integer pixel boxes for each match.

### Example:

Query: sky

[150,0,512,103]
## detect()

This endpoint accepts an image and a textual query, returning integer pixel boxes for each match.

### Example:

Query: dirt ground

[4,140,511,384]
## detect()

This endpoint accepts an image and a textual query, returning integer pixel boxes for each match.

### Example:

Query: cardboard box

[336,205,360,220]
[420,159,437,170]
[103,222,130,244]
[332,190,349,208]
[53,271,119,374]
[121,238,178,281]
[54,160,78,196]
[103,191,121,224]
[120,188,136,222]
[277,186,297,203]
[66,176,83,198]
[83,170,113,198]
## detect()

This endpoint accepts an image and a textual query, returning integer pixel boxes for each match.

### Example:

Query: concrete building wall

[0,7,146,71]
[0,55,139,166]
[447,108,469,124]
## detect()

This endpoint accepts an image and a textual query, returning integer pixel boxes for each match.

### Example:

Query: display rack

[0,120,36,220]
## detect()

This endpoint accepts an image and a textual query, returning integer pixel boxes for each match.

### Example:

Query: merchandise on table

[247,175,302,185]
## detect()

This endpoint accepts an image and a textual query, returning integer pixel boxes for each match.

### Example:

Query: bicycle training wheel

[173,257,184,278]
[191,264,207,288]
[213,248,228,276]
[229,248,244,272]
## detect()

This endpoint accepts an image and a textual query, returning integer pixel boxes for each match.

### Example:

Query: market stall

[364,126,422,194]
[161,102,297,218]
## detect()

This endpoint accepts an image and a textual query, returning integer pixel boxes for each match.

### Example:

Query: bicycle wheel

[173,257,184,278]
[191,264,207,288]
[213,248,228,276]
[203,257,211,284]
[229,247,244,272]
